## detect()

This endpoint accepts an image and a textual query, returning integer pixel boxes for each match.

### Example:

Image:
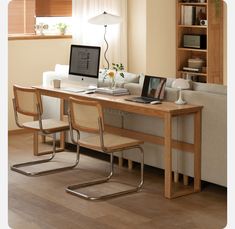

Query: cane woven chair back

[13,85,42,117]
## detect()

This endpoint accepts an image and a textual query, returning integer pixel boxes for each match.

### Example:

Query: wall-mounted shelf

[177,47,207,53]
[176,0,224,84]
[177,25,207,28]
[179,3,207,6]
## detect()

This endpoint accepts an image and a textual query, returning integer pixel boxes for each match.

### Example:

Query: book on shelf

[183,67,200,72]
[181,5,196,25]
[95,87,129,96]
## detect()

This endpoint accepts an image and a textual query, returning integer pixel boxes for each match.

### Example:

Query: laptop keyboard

[126,96,159,103]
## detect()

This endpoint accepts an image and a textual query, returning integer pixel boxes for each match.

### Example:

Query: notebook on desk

[125,75,166,103]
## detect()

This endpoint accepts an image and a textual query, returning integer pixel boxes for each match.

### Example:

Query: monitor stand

[68,74,98,88]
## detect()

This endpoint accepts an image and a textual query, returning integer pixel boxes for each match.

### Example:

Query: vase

[109,78,116,89]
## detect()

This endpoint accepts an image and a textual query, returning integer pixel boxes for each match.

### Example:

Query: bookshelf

[176,0,224,84]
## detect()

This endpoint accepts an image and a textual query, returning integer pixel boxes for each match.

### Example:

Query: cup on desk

[52,79,61,88]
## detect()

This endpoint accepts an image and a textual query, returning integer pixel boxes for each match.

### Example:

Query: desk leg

[194,110,201,192]
[164,113,172,199]
[33,115,39,156]
[60,99,65,150]
[33,132,39,155]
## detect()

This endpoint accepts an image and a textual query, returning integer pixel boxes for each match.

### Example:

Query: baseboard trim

[8,129,33,135]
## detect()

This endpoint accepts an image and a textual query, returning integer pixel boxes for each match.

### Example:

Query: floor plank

[8,133,227,229]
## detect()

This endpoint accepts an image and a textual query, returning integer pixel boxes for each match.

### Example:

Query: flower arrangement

[102,63,125,88]
[107,70,116,88]
[112,63,124,78]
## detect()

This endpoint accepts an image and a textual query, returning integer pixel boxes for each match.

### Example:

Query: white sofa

[122,78,227,187]
[42,66,227,187]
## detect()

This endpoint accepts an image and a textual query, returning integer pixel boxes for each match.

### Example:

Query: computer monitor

[68,45,101,87]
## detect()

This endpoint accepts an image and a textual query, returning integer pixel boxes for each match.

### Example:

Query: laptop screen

[141,75,166,100]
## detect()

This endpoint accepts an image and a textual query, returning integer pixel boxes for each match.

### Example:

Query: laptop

[125,75,166,103]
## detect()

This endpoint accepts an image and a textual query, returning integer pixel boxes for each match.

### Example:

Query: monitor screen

[69,45,101,79]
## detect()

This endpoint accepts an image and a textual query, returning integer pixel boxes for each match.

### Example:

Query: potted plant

[57,23,67,35]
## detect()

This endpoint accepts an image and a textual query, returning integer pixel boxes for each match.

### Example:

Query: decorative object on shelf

[172,79,191,105]
[183,34,207,49]
[88,11,122,69]
[34,23,48,35]
[57,23,67,35]
[188,57,205,70]
[214,0,221,17]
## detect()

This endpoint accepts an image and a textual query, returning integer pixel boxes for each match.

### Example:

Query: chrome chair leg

[11,133,79,176]
[66,146,144,200]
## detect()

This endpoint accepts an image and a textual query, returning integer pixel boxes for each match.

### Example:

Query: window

[8,0,72,36]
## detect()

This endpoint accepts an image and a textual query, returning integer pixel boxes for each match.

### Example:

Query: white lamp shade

[88,11,122,26]
[172,78,191,90]
[172,79,191,105]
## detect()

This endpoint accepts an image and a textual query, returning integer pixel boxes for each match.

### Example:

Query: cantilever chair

[11,85,79,176]
[66,97,144,200]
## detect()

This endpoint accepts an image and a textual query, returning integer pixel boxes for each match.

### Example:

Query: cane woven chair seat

[23,119,69,133]
[78,132,144,152]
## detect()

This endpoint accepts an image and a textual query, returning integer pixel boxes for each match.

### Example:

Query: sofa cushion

[54,64,69,76]
[192,82,227,95]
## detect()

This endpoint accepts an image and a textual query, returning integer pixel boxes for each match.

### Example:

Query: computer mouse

[150,100,161,105]
[84,90,95,94]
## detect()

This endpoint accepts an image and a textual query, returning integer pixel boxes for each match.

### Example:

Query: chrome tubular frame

[11,101,79,176]
[66,145,144,201]
[11,132,80,176]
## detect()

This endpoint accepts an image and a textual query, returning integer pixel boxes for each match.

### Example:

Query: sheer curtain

[72,0,127,69]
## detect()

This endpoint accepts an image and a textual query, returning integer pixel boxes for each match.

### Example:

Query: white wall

[127,0,176,76]
[8,38,72,130]
[146,0,176,77]
[127,0,147,74]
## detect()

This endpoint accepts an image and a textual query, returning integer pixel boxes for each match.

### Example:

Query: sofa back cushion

[192,82,227,95]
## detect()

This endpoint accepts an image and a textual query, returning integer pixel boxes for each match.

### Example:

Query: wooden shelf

[176,0,223,84]
[177,25,207,29]
[179,3,207,6]
[177,47,207,53]
[178,71,207,77]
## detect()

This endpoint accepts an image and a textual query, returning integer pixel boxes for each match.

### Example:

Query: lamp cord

[104,25,109,69]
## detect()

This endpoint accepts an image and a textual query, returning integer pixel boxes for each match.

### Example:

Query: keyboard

[125,96,159,104]
[60,87,86,93]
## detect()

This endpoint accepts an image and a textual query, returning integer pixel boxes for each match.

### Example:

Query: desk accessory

[96,87,129,96]
[53,79,61,88]
[150,101,161,105]
[172,79,191,105]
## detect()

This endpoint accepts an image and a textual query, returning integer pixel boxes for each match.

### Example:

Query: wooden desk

[34,85,203,199]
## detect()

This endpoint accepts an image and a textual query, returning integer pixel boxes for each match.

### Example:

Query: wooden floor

[9,133,227,229]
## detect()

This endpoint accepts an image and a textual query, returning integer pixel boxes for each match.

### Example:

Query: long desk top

[34,85,203,118]
[34,85,203,199]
